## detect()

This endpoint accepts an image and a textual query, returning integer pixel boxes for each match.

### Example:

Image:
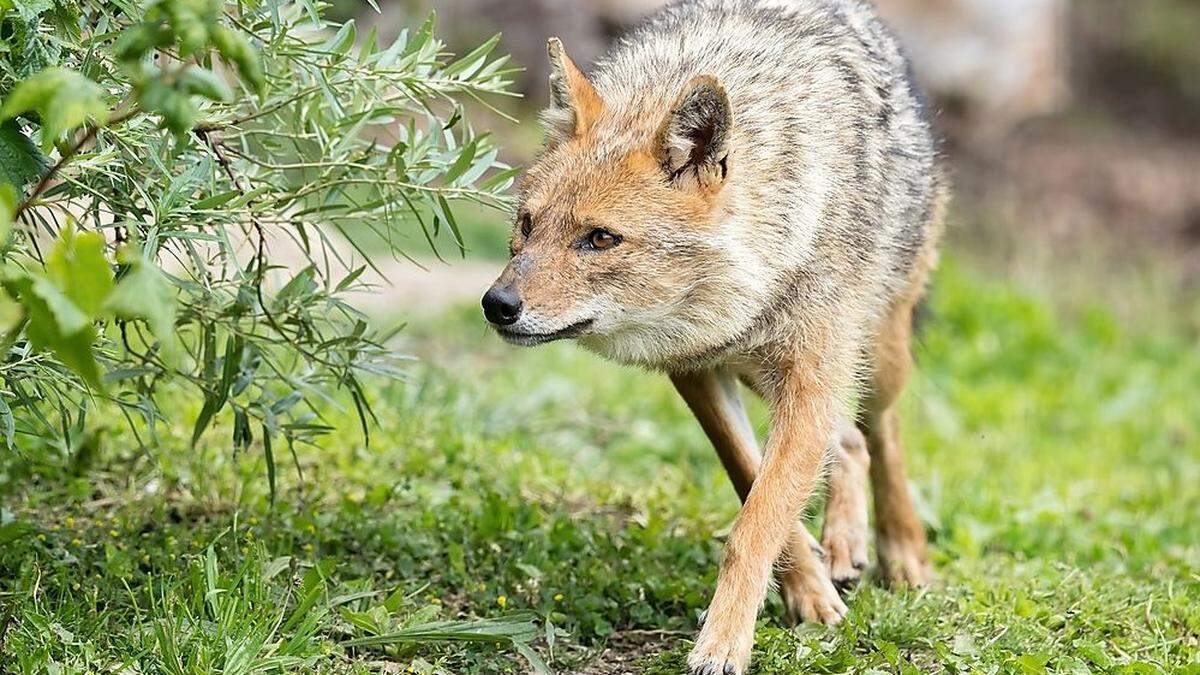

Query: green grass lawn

[2,259,1198,673]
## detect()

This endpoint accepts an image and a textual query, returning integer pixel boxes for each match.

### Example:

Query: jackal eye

[518,213,533,238]
[584,228,621,251]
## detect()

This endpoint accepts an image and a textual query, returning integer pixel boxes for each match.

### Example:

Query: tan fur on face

[502,137,759,365]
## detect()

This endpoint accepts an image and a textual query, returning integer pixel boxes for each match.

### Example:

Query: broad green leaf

[45,227,113,318]
[0,121,47,188]
[138,78,198,136]
[0,289,23,355]
[16,276,102,389]
[113,22,172,63]
[0,183,16,244]
[107,252,176,341]
[0,68,109,151]
[180,67,233,103]
[28,275,89,335]
[211,25,265,94]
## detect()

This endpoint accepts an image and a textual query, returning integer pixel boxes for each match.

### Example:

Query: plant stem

[14,108,139,222]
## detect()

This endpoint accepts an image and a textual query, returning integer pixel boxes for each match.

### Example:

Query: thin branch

[14,108,139,222]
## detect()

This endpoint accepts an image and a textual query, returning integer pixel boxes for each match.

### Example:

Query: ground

[2,241,1199,673]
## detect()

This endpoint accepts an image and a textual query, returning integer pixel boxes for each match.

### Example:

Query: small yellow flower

[141,555,150,564]
[50,524,60,532]
[71,538,82,547]
[430,598,442,605]
[302,543,314,552]
[497,595,507,608]
[36,533,46,542]
[108,529,119,538]
[306,524,316,534]
[248,516,259,525]
[65,517,76,528]
[554,593,563,602]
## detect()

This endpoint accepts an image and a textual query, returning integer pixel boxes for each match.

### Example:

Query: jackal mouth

[495,318,595,346]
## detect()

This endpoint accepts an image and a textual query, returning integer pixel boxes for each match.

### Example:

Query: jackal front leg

[685,363,843,675]
[671,370,846,627]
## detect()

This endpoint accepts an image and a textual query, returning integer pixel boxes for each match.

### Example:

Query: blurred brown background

[336,0,1200,292]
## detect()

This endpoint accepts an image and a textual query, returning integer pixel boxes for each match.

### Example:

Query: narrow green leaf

[442,34,500,78]
[262,423,276,506]
[0,395,15,449]
[441,140,477,185]
[321,20,356,56]
[436,194,465,254]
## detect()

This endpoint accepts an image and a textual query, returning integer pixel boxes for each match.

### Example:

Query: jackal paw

[779,564,849,626]
[822,505,869,592]
[823,528,869,592]
[877,537,932,587]
[687,611,753,675]
[823,424,871,592]
[688,657,741,675]
[687,638,750,675]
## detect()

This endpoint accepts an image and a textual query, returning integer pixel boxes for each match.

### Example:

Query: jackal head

[483,39,747,367]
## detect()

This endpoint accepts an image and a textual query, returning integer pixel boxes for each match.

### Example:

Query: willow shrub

[0,0,517,485]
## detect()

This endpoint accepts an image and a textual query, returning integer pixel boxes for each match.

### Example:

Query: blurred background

[329,0,1200,319]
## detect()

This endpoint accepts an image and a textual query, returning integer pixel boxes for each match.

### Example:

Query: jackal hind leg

[821,422,871,591]
[671,370,846,628]
[861,298,931,587]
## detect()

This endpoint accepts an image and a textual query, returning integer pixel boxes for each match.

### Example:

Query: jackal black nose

[482,286,522,326]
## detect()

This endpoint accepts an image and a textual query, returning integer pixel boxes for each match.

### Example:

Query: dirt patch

[571,631,686,675]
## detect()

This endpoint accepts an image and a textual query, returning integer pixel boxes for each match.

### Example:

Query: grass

[2,256,1198,673]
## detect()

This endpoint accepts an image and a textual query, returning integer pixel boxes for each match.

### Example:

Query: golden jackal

[483,0,946,671]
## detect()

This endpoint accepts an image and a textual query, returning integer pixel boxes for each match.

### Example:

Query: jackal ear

[657,76,732,193]
[541,38,604,148]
